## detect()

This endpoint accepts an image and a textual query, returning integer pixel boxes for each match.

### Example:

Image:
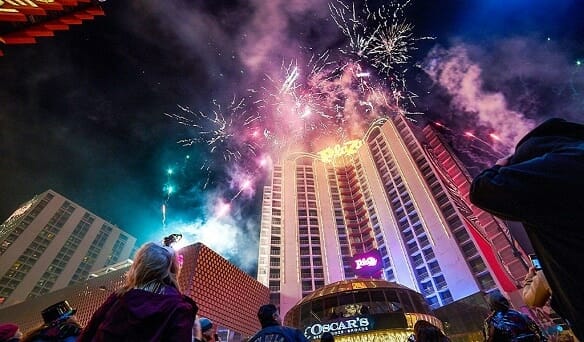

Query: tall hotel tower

[0,189,136,307]
[257,115,530,316]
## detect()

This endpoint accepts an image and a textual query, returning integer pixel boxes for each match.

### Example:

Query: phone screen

[529,255,542,270]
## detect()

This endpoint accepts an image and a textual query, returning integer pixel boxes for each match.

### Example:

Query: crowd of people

[0,241,309,342]
[1,117,583,341]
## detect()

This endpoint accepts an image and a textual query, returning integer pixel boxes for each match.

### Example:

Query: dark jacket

[21,318,81,342]
[248,324,309,342]
[470,118,584,340]
[483,309,542,342]
[77,286,196,342]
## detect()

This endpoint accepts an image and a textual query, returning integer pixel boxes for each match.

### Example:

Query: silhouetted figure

[483,291,543,342]
[329,310,339,319]
[21,301,81,342]
[248,304,308,342]
[320,332,334,342]
[359,305,370,315]
[470,117,584,340]
[193,317,214,342]
[413,320,450,342]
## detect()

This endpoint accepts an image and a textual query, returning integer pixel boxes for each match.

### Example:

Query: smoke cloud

[418,36,583,170]
[422,44,535,152]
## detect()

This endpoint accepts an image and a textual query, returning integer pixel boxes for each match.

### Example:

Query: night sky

[1,0,582,273]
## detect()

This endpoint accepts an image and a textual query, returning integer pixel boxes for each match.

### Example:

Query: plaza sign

[318,140,363,164]
[355,256,378,269]
[352,249,382,278]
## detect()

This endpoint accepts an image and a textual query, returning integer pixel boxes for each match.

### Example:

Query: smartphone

[529,254,542,270]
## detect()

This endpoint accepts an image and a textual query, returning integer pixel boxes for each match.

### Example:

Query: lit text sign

[304,316,373,339]
[352,249,383,277]
[318,140,363,164]
[355,256,378,269]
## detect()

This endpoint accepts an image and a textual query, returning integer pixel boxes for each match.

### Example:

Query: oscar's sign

[304,316,373,339]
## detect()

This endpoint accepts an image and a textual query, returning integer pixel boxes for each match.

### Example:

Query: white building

[257,115,529,317]
[0,189,136,307]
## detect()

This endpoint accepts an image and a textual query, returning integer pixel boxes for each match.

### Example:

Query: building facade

[284,279,443,341]
[0,242,269,342]
[0,261,130,334]
[0,189,136,307]
[178,243,270,340]
[257,115,530,318]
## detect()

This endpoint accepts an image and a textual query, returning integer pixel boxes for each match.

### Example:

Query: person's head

[257,304,281,328]
[120,242,180,294]
[321,331,335,342]
[414,320,448,342]
[21,302,81,342]
[199,317,214,341]
[21,316,81,342]
[0,323,22,342]
[487,291,510,313]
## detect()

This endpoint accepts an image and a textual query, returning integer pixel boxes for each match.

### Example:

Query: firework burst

[254,50,400,155]
[165,0,428,207]
[165,96,262,162]
[330,0,434,108]
[164,97,263,189]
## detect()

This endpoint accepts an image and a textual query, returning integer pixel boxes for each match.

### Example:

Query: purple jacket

[77,286,196,342]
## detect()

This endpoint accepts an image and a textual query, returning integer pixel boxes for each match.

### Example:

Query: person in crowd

[328,310,339,320]
[522,267,552,308]
[0,323,22,342]
[193,317,214,342]
[77,242,198,341]
[469,117,584,340]
[248,304,308,342]
[358,305,370,315]
[21,301,81,342]
[320,332,334,342]
[483,291,544,342]
[412,320,450,342]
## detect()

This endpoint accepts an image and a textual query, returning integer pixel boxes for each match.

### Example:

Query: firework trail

[430,121,510,176]
[231,179,252,201]
[162,167,174,230]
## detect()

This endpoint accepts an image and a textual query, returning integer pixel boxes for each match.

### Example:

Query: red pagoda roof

[0,0,104,56]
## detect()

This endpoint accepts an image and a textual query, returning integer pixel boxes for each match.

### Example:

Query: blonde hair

[118,242,181,295]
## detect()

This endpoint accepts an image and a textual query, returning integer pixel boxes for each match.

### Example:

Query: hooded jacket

[470,118,584,340]
[77,286,196,342]
[248,323,309,342]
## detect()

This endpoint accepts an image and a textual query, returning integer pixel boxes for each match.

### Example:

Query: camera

[163,233,183,247]
[528,254,542,270]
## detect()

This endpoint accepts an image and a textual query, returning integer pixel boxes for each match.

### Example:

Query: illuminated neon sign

[355,256,378,269]
[317,140,363,164]
[304,316,373,339]
[352,249,383,278]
